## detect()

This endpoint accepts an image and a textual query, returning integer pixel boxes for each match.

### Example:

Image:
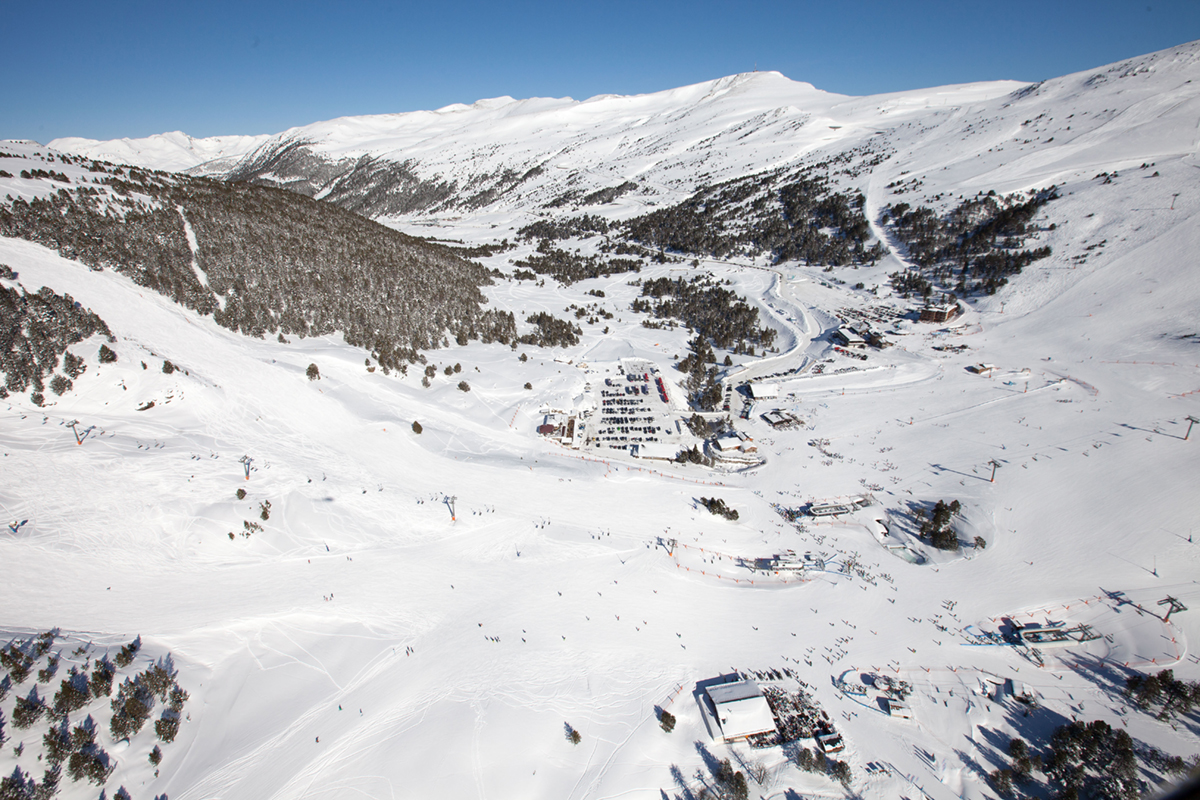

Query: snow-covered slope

[48,130,271,173]
[5,40,1200,800]
[48,40,1200,233]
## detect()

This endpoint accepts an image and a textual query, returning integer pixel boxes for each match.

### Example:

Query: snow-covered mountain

[5,39,1200,800]
[51,40,1200,231]
[48,130,271,174]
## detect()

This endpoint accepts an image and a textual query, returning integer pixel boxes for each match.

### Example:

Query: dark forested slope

[0,156,514,372]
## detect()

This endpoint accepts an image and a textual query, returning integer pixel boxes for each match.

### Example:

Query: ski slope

[5,39,1200,800]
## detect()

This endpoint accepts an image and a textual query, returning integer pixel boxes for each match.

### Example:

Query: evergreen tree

[0,766,36,800]
[53,667,90,715]
[42,716,72,765]
[88,657,115,698]
[13,686,45,728]
[114,636,141,669]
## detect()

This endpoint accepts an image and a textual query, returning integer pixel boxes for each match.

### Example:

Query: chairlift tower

[239,455,253,480]
[988,459,1001,483]
[447,495,457,522]
[1158,596,1187,623]
[1185,415,1199,441]
[67,419,82,445]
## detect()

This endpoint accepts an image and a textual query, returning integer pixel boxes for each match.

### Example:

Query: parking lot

[585,360,687,453]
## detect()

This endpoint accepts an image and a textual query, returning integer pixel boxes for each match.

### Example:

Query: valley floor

[2,219,1199,800]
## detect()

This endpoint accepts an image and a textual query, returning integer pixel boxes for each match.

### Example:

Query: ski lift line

[991,588,1199,622]
[886,412,1181,486]
[659,682,686,710]
[891,376,1064,430]
[1101,360,1200,369]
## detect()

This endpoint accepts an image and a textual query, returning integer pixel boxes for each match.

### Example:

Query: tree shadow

[668,764,694,800]
[694,739,722,779]
[953,746,991,782]
[976,699,1072,757]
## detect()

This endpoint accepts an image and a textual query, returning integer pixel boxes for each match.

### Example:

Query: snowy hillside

[48,131,271,174]
[4,40,1200,800]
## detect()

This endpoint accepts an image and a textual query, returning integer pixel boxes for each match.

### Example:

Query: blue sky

[4,0,1198,141]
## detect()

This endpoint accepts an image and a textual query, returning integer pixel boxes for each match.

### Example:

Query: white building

[714,433,757,454]
[706,680,776,742]
[832,327,867,348]
[748,383,779,400]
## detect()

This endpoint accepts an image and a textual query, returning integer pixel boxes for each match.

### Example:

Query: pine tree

[42,716,72,764]
[114,636,141,669]
[0,766,36,800]
[88,657,115,698]
[53,668,90,715]
[13,686,45,728]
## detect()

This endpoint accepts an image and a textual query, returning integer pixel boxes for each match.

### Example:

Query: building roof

[633,442,679,460]
[707,680,776,741]
[748,383,779,399]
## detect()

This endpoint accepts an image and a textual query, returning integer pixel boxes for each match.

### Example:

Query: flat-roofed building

[706,680,776,742]
[920,302,961,323]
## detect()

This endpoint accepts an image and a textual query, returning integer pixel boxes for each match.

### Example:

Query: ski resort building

[1015,623,1082,647]
[761,409,802,429]
[714,434,757,454]
[631,442,679,462]
[832,327,867,349]
[706,680,777,742]
[808,502,855,517]
[919,302,962,323]
[748,383,779,400]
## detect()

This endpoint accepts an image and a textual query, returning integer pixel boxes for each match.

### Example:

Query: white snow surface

[4,39,1200,800]
[48,130,271,173]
